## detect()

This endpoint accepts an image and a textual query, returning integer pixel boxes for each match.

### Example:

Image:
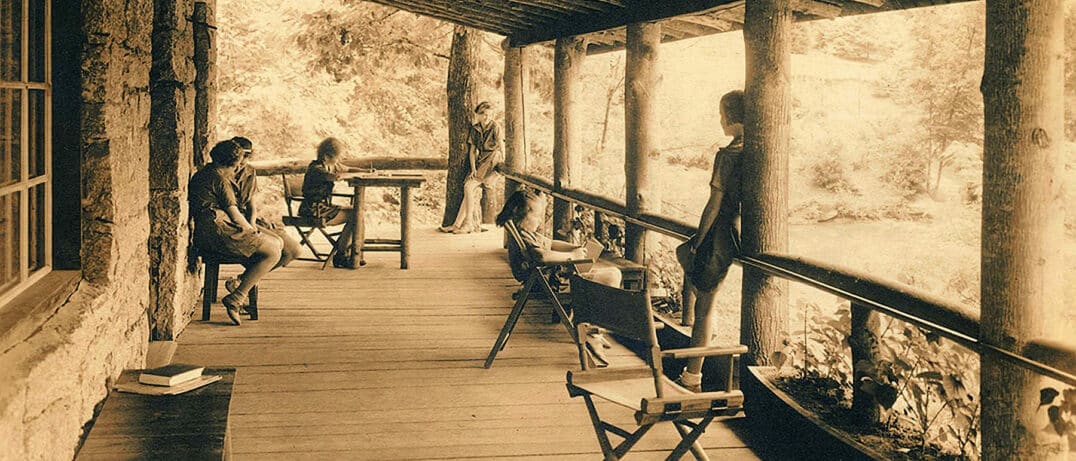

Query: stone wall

[149,0,201,340]
[0,0,202,458]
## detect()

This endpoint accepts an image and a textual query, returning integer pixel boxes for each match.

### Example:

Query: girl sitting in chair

[299,137,359,268]
[189,140,283,325]
[496,189,622,293]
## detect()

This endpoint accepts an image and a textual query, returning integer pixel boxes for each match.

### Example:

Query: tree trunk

[740,0,791,367]
[442,26,480,228]
[980,0,1066,459]
[553,36,586,239]
[624,22,660,263]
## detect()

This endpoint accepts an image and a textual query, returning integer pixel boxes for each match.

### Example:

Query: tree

[442,26,480,227]
[891,5,984,198]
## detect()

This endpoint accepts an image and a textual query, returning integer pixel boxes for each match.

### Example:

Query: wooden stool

[201,253,259,321]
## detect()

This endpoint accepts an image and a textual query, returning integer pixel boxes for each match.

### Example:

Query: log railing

[499,166,1076,388]
[249,157,447,176]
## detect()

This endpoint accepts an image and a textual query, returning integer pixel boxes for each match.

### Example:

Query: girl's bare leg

[235,236,283,298]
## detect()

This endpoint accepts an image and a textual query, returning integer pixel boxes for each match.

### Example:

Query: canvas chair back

[280,174,305,216]
[569,274,658,346]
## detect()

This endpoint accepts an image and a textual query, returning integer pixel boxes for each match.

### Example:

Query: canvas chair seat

[565,274,748,460]
[280,173,345,270]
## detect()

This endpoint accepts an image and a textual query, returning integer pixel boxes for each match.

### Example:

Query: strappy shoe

[224,277,250,315]
[676,369,703,393]
[222,293,246,326]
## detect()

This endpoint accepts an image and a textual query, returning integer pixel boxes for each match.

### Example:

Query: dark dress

[468,121,501,184]
[189,164,263,258]
[690,137,744,291]
[298,160,342,221]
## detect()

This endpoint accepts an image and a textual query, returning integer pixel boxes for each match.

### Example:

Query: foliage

[1038,386,1076,453]
[809,152,858,194]
[777,299,982,459]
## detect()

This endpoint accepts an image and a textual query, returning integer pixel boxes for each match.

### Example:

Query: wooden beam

[846,0,885,7]
[790,0,842,18]
[980,0,1066,458]
[740,0,792,368]
[366,0,516,35]
[623,22,661,263]
[713,3,746,24]
[249,157,448,176]
[552,36,586,239]
[510,0,741,46]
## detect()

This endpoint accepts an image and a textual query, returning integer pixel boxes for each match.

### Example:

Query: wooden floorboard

[175,227,767,460]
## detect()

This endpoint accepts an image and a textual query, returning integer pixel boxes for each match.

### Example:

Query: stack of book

[114,364,221,395]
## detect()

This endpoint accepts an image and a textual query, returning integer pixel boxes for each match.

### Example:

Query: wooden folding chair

[280,173,345,270]
[565,274,747,460]
[483,219,578,369]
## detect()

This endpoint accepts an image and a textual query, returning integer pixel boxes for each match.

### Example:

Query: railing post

[553,36,586,240]
[624,21,660,263]
[849,302,883,424]
[981,0,1066,458]
[740,0,791,368]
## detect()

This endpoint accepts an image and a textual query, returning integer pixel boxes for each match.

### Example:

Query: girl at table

[299,137,359,268]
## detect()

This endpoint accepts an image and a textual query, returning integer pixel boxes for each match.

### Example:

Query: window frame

[0,0,51,308]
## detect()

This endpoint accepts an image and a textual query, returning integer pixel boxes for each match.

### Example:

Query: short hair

[719,90,745,125]
[209,140,242,166]
[317,137,345,162]
[231,136,253,151]
[474,101,492,114]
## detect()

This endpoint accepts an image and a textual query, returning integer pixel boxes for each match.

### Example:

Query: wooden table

[78,368,236,460]
[344,172,427,269]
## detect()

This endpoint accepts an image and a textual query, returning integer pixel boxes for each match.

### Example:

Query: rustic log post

[624,22,660,263]
[442,26,480,228]
[553,36,586,239]
[192,1,215,167]
[849,302,883,424]
[503,41,527,194]
[981,0,1066,458]
[740,0,791,367]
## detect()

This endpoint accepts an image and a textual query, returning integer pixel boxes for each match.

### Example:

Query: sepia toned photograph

[0,0,1074,459]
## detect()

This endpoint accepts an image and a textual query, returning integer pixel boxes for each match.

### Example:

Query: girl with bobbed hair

[299,137,359,268]
[189,139,283,325]
[675,89,746,391]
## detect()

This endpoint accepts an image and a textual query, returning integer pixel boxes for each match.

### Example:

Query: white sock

[680,368,702,386]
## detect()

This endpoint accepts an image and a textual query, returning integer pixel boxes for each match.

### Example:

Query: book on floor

[138,363,205,387]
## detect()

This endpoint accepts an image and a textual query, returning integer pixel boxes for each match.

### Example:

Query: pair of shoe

[225,277,249,315]
[677,369,703,393]
[221,291,247,326]
[584,329,612,368]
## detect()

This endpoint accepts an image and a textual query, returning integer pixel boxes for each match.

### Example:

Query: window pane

[27,0,42,82]
[0,88,19,186]
[28,89,41,177]
[0,192,20,294]
[0,0,20,82]
[28,183,42,271]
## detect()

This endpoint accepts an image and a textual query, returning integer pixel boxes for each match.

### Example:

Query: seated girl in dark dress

[189,140,283,325]
[299,137,358,268]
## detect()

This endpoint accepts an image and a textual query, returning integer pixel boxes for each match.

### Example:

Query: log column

[192,1,215,167]
[624,22,660,263]
[981,0,1066,458]
[502,41,527,194]
[553,36,586,239]
[740,0,791,367]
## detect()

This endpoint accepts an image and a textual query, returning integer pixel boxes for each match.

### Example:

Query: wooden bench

[77,368,236,460]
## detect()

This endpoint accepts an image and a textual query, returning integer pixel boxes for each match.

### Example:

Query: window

[0,0,49,305]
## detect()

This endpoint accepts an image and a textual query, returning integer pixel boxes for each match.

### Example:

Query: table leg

[350,186,366,269]
[400,186,411,269]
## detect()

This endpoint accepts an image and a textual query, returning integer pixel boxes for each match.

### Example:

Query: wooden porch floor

[174,227,774,460]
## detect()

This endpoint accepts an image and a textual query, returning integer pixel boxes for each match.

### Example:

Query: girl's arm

[531,247,587,264]
[226,205,257,233]
[692,189,723,251]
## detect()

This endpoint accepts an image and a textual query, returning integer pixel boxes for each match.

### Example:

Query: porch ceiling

[365,0,970,52]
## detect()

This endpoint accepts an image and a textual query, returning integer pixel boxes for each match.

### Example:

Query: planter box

[744,366,887,461]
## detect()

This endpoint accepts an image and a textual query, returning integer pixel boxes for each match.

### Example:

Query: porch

[173,226,774,460]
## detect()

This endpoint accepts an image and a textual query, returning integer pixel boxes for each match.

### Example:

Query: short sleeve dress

[298,160,342,221]
[231,164,257,218]
[689,137,744,291]
[188,164,263,258]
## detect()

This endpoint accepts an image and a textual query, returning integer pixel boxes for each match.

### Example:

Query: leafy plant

[1038,386,1076,453]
